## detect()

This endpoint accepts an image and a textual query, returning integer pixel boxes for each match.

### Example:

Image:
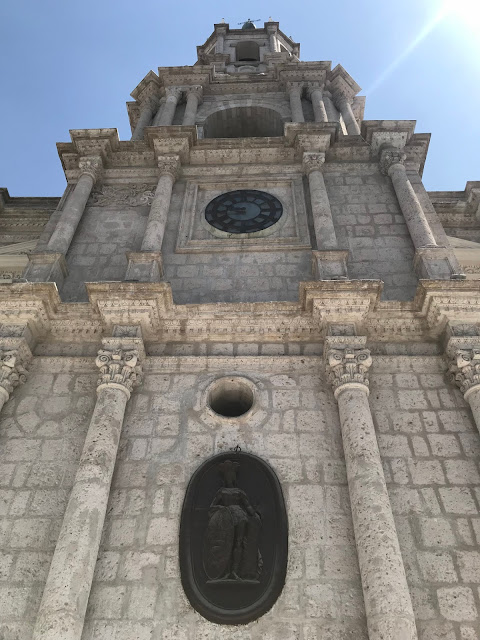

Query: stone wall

[324,164,419,301]
[370,356,480,639]
[2,352,478,638]
[0,357,96,640]
[61,204,149,302]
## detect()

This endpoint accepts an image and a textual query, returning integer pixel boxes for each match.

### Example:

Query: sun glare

[442,0,480,27]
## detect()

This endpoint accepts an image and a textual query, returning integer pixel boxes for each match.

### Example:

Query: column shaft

[216,34,224,53]
[141,172,175,252]
[288,85,304,123]
[152,97,166,126]
[388,162,437,248]
[182,88,202,126]
[269,33,277,52]
[47,171,95,255]
[131,101,155,140]
[307,169,338,249]
[323,92,339,122]
[32,385,129,640]
[337,385,417,639]
[310,89,328,123]
[466,387,480,432]
[159,89,180,126]
[337,97,361,135]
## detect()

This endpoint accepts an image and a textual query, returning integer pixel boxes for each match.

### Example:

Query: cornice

[1,280,480,346]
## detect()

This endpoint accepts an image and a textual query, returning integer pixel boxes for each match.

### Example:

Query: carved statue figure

[203,459,262,583]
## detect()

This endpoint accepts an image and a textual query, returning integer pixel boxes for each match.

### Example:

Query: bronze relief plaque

[179,451,288,624]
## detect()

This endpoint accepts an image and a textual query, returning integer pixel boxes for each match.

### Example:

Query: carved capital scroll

[302,152,325,175]
[0,348,29,400]
[379,145,406,176]
[165,85,183,101]
[325,346,372,398]
[185,85,203,103]
[95,346,143,398]
[449,348,480,397]
[157,154,180,180]
[78,155,103,182]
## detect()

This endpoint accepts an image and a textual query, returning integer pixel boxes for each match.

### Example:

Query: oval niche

[179,451,288,624]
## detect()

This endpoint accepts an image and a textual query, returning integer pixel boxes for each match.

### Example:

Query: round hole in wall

[208,378,255,418]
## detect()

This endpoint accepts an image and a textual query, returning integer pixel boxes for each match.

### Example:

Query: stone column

[322,90,339,122]
[334,93,361,135]
[325,341,417,640]
[267,25,278,52]
[215,27,226,53]
[287,82,305,123]
[379,146,437,249]
[307,86,328,123]
[152,97,166,126]
[32,338,143,640]
[0,342,30,413]
[131,96,158,140]
[47,156,103,255]
[182,86,203,126]
[449,347,480,432]
[158,86,182,126]
[303,152,348,279]
[125,154,180,282]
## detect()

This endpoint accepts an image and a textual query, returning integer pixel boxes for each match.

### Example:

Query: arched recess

[203,106,284,139]
[236,41,260,62]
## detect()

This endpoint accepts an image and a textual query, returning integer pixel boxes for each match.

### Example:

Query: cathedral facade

[1,19,480,640]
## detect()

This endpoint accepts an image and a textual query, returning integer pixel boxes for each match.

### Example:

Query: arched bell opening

[203,106,284,139]
[236,41,260,62]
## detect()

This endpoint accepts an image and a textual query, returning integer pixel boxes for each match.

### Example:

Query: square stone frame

[175,176,311,253]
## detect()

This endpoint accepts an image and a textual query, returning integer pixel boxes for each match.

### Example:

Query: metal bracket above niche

[179,451,288,624]
[175,178,311,253]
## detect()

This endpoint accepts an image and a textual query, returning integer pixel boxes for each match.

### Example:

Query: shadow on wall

[203,106,284,139]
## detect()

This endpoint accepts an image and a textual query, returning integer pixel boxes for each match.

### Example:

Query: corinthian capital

[96,347,143,398]
[185,85,203,102]
[449,348,480,397]
[306,83,322,100]
[286,81,304,96]
[302,152,325,175]
[0,348,29,400]
[325,347,372,398]
[379,145,406,176]
[165,86,183,101]
[157,154,180,180]
[78,155,103,182]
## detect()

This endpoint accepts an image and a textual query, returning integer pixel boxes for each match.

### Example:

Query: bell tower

[2,17,480,640]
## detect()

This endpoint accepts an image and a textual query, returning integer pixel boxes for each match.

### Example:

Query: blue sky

[1,0,479,197]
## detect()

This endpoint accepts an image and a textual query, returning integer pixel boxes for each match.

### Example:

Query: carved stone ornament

[157,155,180,180]
[0,349,28,398]
[302,152,325,175]
[89,184,156,207]
[180,451,288,625]
[449,348,480,397]
[379,146,407,176]
[165,86,183,101]
[286,81,303,95]
[78,155,103,182]
[325,347,372,397]
[95,348,143,396]
[185,85,204,102]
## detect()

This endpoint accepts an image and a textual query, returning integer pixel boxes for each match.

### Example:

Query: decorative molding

[449,347,480,397]
[325,346,372,397]
[379,146,406,176]
[0,346,30,399]
[89,184,156,207]
[96,345,143,398]
[302,152,325,175]
[78,155,103,182]
[157,155,181,180]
